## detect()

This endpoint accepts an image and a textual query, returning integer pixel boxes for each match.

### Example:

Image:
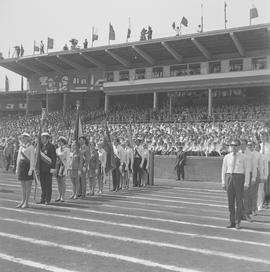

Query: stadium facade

[0,23,269,115]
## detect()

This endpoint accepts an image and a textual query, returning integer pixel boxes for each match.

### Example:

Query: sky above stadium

[0,0,269,91]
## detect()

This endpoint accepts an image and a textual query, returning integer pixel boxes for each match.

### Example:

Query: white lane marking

[3,216,270,251]
[0,182,227,208]
[0,232,203,272]
[0,199,233,231]
[0,252,78,272]
[1,205,270,241]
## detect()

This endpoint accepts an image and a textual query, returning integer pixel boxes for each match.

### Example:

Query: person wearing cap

[222,139,250,229]
[174,143,186,181]
[37,132,56,205]
[78,136,90,199]
[140,142,149,187]
[55,136,70,202]
[15,132,35,208]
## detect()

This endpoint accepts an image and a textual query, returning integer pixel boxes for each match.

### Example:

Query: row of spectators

[1,104,269,158]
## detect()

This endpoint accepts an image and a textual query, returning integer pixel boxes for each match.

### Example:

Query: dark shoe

[55,198,60,202]
[235,223,241,229]
[226,223,235,228]
[246,215,252,222]
[45,201,50,205]
[241,215,247,221]
[36,200,45,204]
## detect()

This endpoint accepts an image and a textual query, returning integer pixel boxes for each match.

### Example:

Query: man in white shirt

[240,139,252,221]
[260,131,270,208]
[222,139,250,229]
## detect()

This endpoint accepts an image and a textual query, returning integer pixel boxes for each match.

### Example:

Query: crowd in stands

[0,102,269,160]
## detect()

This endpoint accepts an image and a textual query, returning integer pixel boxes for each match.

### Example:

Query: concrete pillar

[113,71,119,81]
[201,62,209,74]
[153,92,158,111]
[243,58,252,71]
[63,93,67,115]
[221,60,229,73]
[145,67,152,79]
[267,56,270,69]
[104,94,109,113]
[163,66,170,77]
[26,91,29,116]
[208,88,212,117]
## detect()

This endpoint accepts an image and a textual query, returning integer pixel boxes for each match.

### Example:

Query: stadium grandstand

[0,23,269,119]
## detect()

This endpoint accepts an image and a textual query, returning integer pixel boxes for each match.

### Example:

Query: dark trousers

[226,173,244,224]
[5,154,12,171]
[112,168,120,191]
[40,172,53,203]
[176,165,184,180]
[133,158,142,186]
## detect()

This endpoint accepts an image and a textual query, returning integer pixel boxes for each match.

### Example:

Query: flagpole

[33,40,35,55]
[200,3,204,33]
[224,2,227,29]
[108,23,110,45]
[92,27,94,48]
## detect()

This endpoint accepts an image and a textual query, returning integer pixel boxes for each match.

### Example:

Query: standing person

[13,139,20,173]
[83,39,88,49]
[0,138,5,171]
[140,142,149,187]
[174,143,186,181]
[256,143,269,211]
[248,141,260,216]
[55,137,70,202]
[78,136,89,199]
[69,142,80,199]
[37,132,56,205]
[240,139,252,221]
[112,138,123,191]
[4,138,14,172]
[16,133,35,208]
[260,131,270,208]
[40,41,45,54]
[87,141,99,196]
[133,139,143,187]
[97,141,106,194]
[221,140,250,229]
[125,140,134,190]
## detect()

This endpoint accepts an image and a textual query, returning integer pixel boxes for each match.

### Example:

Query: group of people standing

[221,131,270,229]
[14,131,152,208]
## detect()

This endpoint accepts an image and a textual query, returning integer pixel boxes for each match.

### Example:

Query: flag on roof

[181,16,188,27]
[109,23,116,40]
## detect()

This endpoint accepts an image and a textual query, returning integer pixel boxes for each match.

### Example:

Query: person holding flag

[37,132,56,205]
[16,132,35,209]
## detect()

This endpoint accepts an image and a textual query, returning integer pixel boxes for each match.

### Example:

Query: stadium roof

[0,23,270,77]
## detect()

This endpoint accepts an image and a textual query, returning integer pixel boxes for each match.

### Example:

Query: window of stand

[188,63,201,75]
[170,65,188,76]
[252,57,267,70]
[105,72,114,82]
[119,70,129,81]
[209,62,221,73]
[229,59,243,72]
[135,68,146,80]
[152,67,163,78]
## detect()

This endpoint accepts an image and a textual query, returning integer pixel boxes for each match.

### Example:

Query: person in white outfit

[55,137,70,202]
[97,141,107,194]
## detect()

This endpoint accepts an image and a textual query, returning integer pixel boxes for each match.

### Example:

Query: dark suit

[175,150,186,180]
[39,142,56,203]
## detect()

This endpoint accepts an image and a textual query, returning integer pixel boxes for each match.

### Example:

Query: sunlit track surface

[1,171,270,272]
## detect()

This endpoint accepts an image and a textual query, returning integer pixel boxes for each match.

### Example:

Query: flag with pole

[73,102,83,144]
[92,27,99,42]
[250,4,258,21]
[47,37,54,49]
[126,17,131,42]
[109,23,116,41]
[5,75,9,92]
[181,16,188,27]
[103,121,116,173]
[34,109,46,200]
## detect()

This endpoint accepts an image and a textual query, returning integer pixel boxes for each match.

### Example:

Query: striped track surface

[0,171,270,272]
